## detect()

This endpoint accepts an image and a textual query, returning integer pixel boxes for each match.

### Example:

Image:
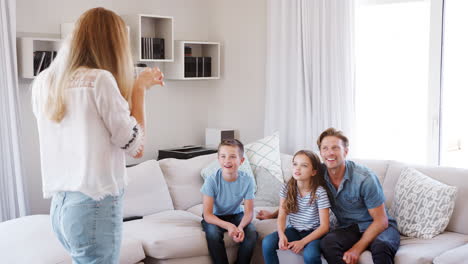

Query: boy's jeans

[50,191,124,264]
[201,212,258,264]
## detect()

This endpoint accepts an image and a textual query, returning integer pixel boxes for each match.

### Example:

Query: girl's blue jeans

[262,227,322,264]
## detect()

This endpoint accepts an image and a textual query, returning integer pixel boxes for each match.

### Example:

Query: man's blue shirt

[324,160,397,232]
[201,169,256,216]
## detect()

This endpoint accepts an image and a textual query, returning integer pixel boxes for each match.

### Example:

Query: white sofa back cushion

[124,160,174,218]
[159,154,216,210]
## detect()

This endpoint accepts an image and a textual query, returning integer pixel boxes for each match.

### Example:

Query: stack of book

[184,56,211,78]
[141,37,164,59]
[33,51,57,76]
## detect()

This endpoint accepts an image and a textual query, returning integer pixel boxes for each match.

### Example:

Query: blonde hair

[42,7,134,122]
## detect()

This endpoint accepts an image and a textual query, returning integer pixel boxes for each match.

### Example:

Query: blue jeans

[201,212,258,264]
[50,191,124,264]
[320,224,400,264]
[262,227,322,264]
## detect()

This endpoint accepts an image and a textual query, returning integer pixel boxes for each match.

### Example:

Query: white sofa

[1,153,467,264]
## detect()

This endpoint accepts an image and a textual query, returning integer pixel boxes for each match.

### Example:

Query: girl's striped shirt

[280,184,330,231]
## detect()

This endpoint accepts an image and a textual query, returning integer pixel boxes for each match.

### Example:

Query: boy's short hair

[317,127,349,149]
[218,139,244,157]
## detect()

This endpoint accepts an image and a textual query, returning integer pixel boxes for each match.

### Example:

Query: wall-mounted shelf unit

[165,41,220,80]
[123,14,174,62]
[17,37,62,79]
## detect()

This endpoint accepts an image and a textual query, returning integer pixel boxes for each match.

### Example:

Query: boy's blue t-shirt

[201,168,256,216]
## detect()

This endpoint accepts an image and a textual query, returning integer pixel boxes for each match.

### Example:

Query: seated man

[256,128,400,264]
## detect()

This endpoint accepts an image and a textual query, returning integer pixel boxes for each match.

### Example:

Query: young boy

[201,139,258,264]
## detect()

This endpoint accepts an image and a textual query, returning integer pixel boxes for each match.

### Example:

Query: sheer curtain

[264,0,355,154]
[0,0,29,221]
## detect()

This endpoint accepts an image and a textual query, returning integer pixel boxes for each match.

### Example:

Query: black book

[33,51,43,76]
[153,38,164,59]
[35,52,46,76]
[196,57,203,77]
[184,56,196,78]
[203,57,212,77]
[40,52,52,72]
[141,38,144,59]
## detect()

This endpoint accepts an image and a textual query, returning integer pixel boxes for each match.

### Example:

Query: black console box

[158,145,217,160]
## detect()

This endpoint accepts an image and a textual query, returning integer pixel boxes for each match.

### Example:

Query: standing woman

[32,7,164,263]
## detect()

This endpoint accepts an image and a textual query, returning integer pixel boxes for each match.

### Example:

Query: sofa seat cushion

[433,243,468,264]
[0,214,145,264]
[394,232,468,264]
[123,210,238,259]
[186,203,203,217]
[0,215,71,264]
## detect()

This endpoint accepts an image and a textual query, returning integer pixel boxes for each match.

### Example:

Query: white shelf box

[166,41,221,80]
[17,37,62,79]
[123,14,174,62]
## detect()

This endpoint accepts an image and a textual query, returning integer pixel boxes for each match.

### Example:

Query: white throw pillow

[200,155,255,185]
[390,167,458,239]
[245,132,283,183]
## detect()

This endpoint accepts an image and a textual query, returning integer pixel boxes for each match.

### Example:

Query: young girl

[262,150,330,264]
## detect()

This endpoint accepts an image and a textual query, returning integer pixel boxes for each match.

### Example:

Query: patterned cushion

[390,167,458,239]
[245,132,283,183]
[200,155,256,186]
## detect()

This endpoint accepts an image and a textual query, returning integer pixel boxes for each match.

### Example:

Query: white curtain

[0,0,29,221]
[265,0,355,154]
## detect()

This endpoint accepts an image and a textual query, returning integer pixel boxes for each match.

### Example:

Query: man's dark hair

[218,138,244,157]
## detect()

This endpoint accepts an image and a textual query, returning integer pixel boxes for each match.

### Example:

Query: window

[439,0,468,168]
[355,0,467,168]
[354,0,432,164]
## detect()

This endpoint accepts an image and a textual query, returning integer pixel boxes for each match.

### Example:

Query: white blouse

[32,68,143,200]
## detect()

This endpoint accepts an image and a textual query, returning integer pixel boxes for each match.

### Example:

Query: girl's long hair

[38,7,134,122]
[283,150,326,214]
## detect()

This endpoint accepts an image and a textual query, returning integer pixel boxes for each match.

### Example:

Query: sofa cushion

[123,210,237,259]
[245,132,283,183]
[351,159,389,184]
[254,167,284,206]
[0,214,145,264]
[186,203,204,217]
[159,154,215,210]
[383,161,468,235]
[280,153,293,181]
[124,160,174,218]
[394,232,468,264]
[433,243,468,264]
[390,167,457,239]
[0,215,71,264]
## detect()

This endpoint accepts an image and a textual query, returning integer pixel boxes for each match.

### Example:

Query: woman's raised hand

[135,67,165,90]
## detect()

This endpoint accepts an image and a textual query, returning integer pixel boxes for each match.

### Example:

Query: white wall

[16,0,266,214]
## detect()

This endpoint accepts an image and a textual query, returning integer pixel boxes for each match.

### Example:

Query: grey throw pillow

[390,167,458,239]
